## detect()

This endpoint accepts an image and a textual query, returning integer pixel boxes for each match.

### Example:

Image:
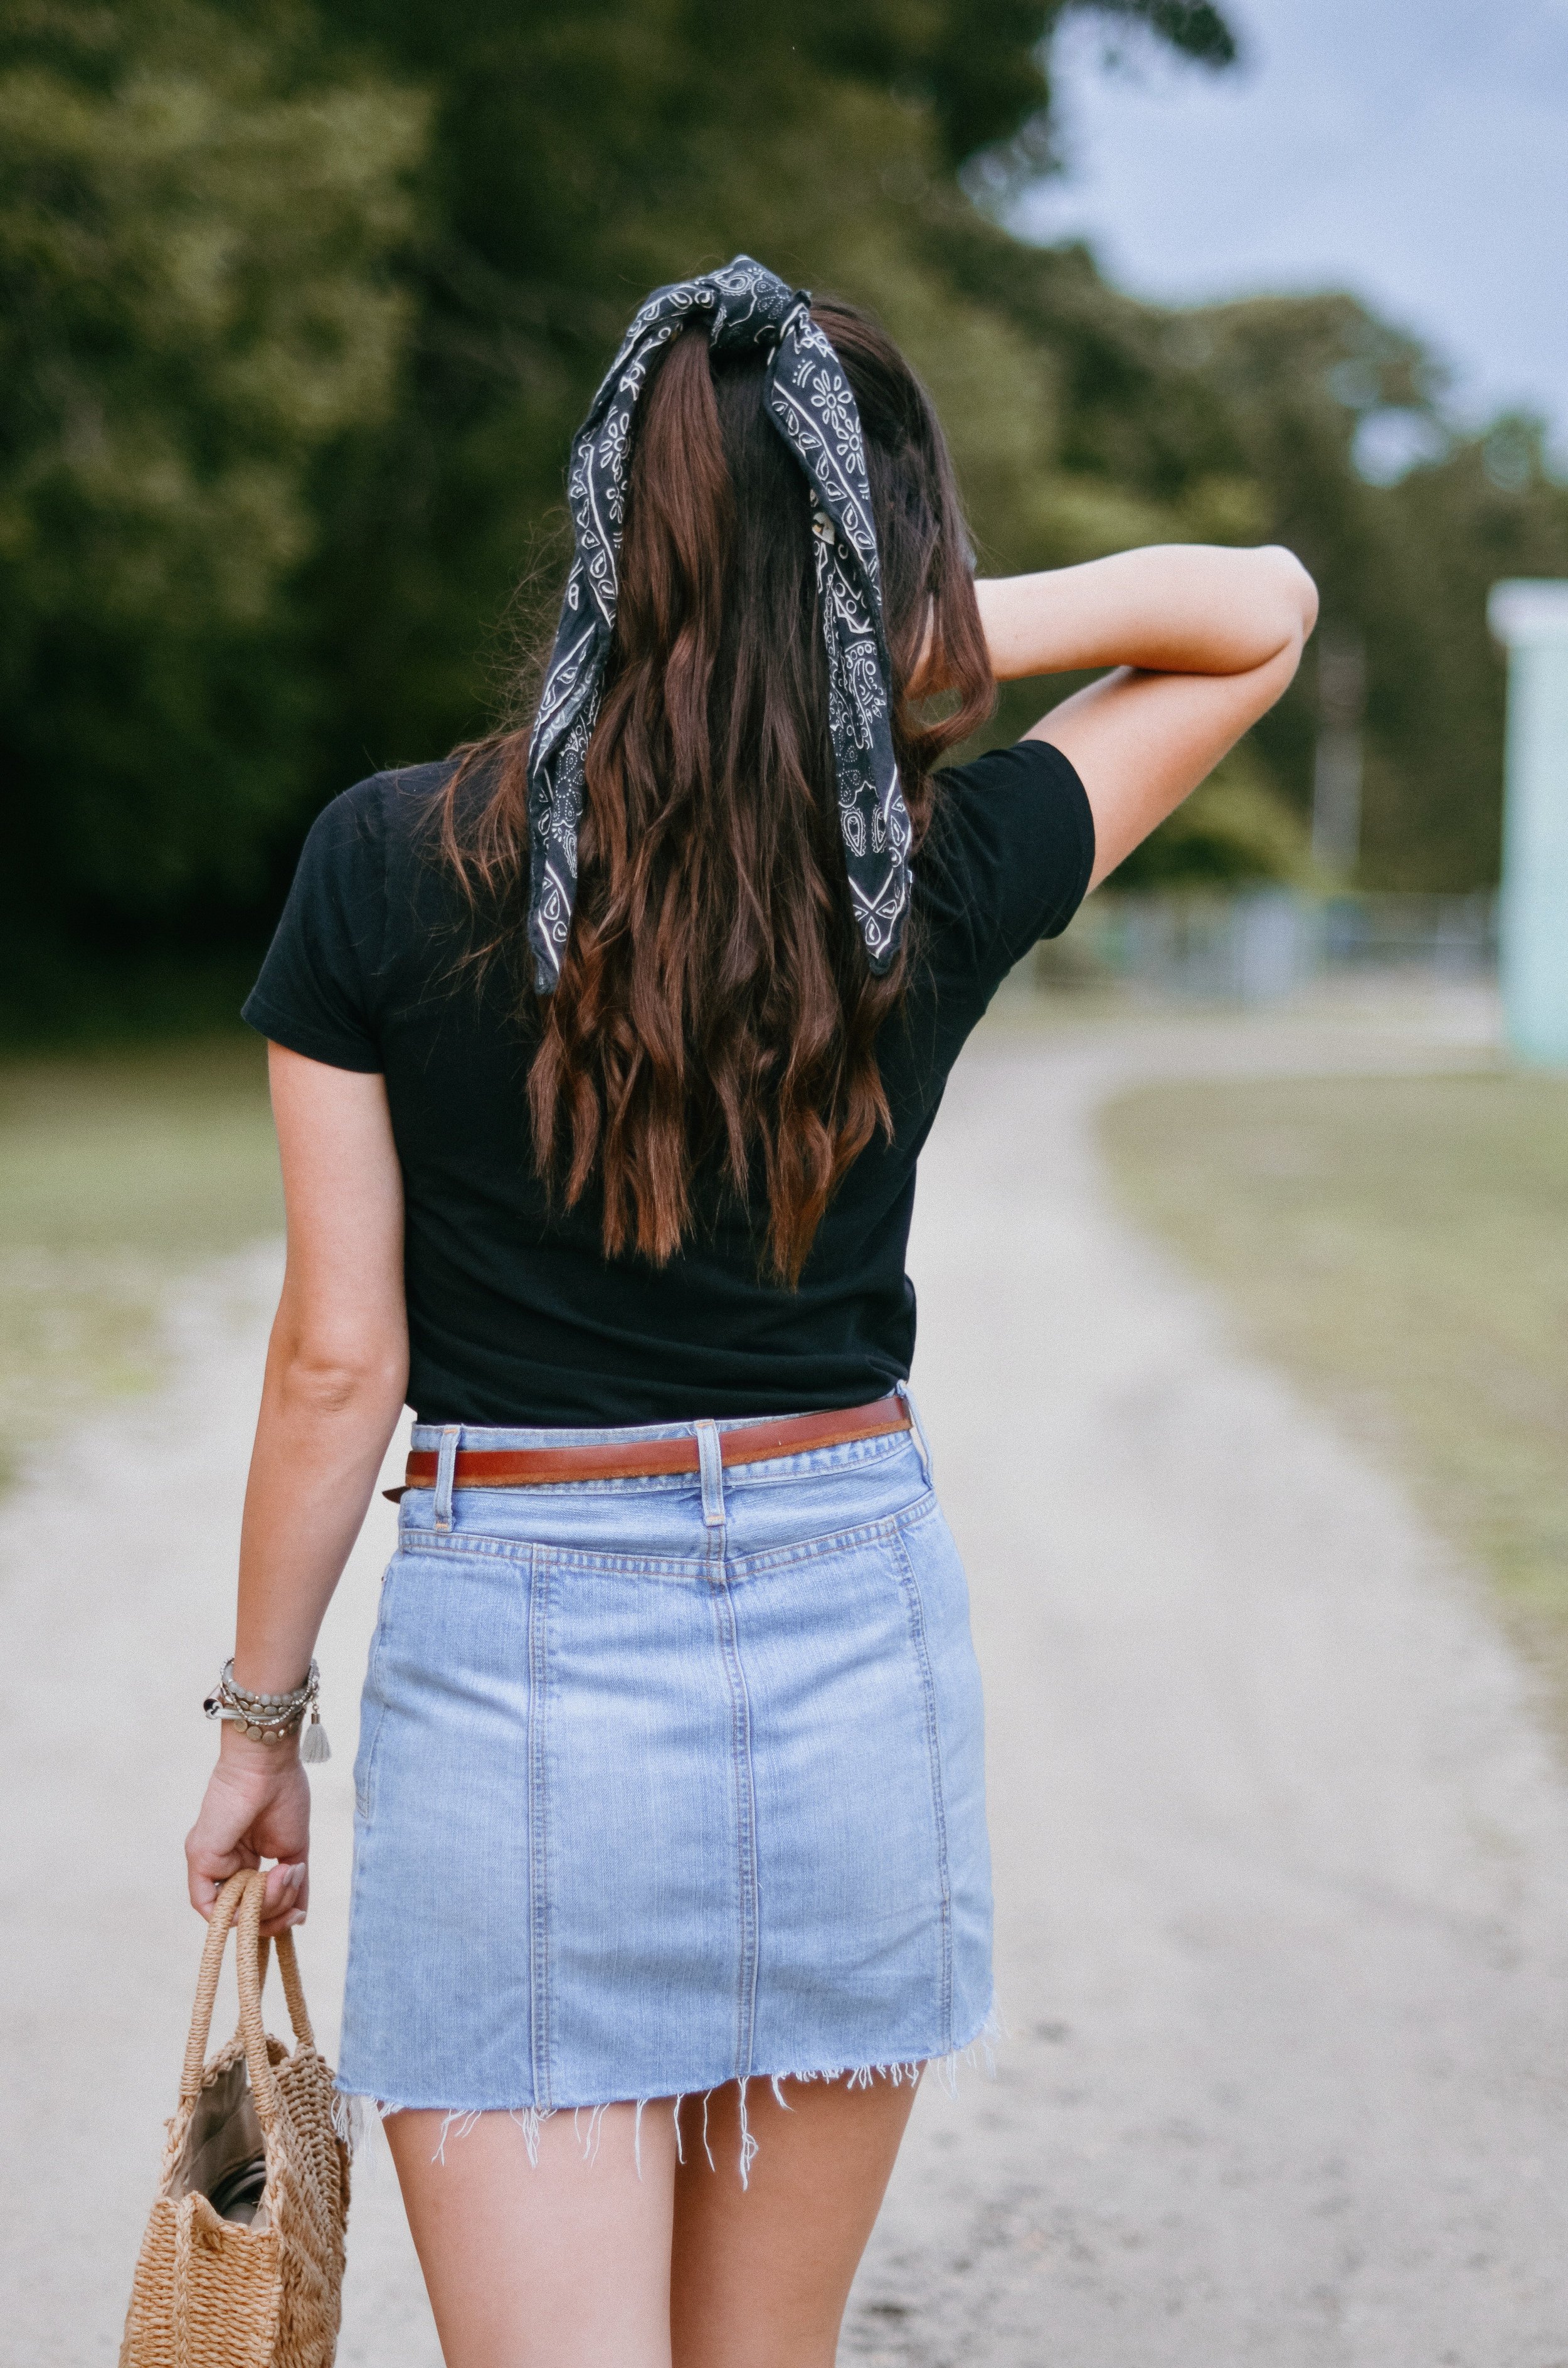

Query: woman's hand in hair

[973,544,1317,892]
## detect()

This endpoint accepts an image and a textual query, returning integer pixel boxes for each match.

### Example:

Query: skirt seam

[707,1569,760,2081]
[891,1523,955,2056]
[527,1541,552,2113]
[394,1492,943,1584]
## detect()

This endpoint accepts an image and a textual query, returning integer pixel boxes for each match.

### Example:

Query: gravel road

[4,987,1565,2366]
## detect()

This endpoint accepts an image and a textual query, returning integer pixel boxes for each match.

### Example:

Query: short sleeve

[241,782,388,1071]
[919,738,1095,996]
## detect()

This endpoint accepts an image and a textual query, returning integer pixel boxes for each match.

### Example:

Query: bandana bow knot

[526,256,912,991]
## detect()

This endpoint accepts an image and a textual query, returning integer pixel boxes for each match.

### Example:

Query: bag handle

[270,1923,316,2054]
[179,1869,317,2122]
[250,1928,315,2055]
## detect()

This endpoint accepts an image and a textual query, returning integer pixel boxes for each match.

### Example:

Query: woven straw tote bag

[120,1866,350,2368]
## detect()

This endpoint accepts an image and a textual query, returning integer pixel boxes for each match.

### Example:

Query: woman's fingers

[186,1840,260,1919]
[184,1850,309,1933]
[259,1859,309,1937]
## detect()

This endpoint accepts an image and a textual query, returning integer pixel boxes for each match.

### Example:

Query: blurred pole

[1311,630,1365,877]
[1490,581,1568,1065]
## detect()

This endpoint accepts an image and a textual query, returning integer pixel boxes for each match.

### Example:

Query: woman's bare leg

[669,2074,919,2368]
[385,2102,679,2368]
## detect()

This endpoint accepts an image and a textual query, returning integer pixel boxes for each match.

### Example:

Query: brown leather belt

[386,1393,911,1501]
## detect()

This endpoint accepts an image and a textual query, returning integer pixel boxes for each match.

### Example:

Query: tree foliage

[2,0,1564,1019]
[0,0,423,930]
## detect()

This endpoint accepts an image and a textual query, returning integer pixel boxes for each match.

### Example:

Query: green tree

[1373,418,1568,888]
[918,223,1568,888]
[0,0,1244,995]
[0,0,422,951]
[8,0,1560,1016]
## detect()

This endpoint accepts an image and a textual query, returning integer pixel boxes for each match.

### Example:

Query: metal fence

[1032,889,1498,1004]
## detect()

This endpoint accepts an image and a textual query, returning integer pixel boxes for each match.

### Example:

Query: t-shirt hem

[241,992,382,1075]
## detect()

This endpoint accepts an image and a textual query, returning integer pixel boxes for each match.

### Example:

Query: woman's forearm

[230,1328,407,1699]
[977,544,1318,682]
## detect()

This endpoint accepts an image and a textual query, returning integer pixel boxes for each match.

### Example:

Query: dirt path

[4,989,1565,2365]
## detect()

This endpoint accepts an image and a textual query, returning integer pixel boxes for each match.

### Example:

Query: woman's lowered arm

[183,1046,408,1935]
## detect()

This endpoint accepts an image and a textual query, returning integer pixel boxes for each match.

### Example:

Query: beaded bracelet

[203,1657,331,1763]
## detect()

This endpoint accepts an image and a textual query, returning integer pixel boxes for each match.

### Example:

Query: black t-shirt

[243,740,1093,1425]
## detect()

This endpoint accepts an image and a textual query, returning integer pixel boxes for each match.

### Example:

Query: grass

[0,1036,282,1491]
[1099,1070,1568,1706]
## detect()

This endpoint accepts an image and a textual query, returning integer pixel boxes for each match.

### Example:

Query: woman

[186,258,1315,2367]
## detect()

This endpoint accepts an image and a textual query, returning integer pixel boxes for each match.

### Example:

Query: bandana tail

[526,255,910,985]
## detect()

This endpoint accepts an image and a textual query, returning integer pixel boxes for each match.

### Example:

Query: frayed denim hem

[332,2002,1000,2187]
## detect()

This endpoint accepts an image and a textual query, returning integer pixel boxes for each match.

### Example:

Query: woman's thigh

[670,2074,919,2368]
[384,2103,679,2368]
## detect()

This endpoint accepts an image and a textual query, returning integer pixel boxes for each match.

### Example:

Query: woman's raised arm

[975,544,1318,891]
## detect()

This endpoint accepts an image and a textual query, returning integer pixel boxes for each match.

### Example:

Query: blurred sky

[1013,0,1568,460]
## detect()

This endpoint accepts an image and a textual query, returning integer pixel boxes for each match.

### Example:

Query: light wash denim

[337,1403,993,2115]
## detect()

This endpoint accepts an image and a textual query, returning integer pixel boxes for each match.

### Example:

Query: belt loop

[433,1424,462,1532]
[695,1420,726,1531]
[895,1381,933,1487]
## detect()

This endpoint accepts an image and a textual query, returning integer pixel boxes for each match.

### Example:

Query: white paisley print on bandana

[524,255,914,992]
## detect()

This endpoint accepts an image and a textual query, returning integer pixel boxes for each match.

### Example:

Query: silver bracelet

[204,1658,331,1763]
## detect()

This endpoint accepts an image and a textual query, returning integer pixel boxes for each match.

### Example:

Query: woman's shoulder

[245,759,470,1067]
[272,755,469,970]
[916,737,1095,965]
[290,759,470,940]
[314,757,460,857]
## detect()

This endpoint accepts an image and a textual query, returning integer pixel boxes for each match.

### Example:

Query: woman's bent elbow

[1258,545,1319,642]
[272,1349,408,1425]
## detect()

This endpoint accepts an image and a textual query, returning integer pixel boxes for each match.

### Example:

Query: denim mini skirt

[337,1404,993,2115]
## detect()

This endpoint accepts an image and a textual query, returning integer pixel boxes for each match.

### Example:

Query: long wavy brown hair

[437,297,993,1283]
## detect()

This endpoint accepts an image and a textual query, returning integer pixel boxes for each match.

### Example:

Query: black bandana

[525,255,912,992]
